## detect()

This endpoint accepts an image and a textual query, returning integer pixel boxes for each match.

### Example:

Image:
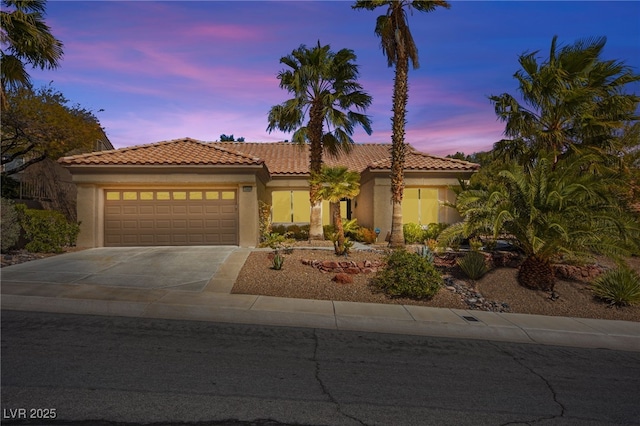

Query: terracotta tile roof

[212,142,398,174]
[368,150,480,171]
[58,138,479,174]
[58,138,264,166]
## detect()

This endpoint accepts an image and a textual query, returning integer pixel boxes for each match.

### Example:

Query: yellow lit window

[272,191,292,222]
[140,192,154,200]
[206,191,219,200]
[106,192,120,201]
[156,192,170,200]
[221,191,235,200]
[291,191,309,222]
[123,191,137,200]
[402,188,439,224]
[173,191,186,200]
[189,191,203,200]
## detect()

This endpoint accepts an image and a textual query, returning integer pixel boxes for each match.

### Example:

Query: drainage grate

[462,316,479,322]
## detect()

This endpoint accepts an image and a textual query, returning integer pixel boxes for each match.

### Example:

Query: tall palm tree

[0,0,63,106]
[447,155,640,291]
[309,166,361,254]
[490,36,640,168]
[353,0,450,248]
[267,41,372,240]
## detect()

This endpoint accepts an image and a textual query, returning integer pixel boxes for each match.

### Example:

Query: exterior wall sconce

[242,186,253,192]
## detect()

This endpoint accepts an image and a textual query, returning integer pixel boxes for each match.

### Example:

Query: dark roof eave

[61,163,269,174]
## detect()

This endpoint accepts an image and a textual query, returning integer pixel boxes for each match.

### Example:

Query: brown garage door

[104,189,238,246]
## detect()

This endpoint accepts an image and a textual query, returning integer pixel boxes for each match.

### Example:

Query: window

[221,191,235,200]
[106,192,120,201]
[402,188,439,224]
[272,191,345,224]
[272,191,311,223]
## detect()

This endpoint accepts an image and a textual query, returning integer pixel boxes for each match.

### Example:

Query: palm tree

[353,0,450,248]
[309,166,361,255]
[0,0,63,106]
[490,36,640,168]
[448,155,640,291]
[267,41,372,240]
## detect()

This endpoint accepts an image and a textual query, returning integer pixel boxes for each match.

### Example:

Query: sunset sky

[29,1,640,156]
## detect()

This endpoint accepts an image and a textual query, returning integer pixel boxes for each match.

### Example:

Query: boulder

[332,273,353,284]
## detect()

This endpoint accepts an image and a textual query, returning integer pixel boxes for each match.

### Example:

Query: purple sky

[30,1,640,156]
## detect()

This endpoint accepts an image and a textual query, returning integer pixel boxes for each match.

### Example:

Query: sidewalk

[2,247,639,352]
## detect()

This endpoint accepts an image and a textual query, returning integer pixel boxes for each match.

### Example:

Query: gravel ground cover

[232,243,640,322]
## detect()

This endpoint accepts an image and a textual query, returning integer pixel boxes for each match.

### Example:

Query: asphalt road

[2,310,639,426]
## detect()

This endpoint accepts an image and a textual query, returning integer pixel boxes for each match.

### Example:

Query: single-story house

[58,137,479,247]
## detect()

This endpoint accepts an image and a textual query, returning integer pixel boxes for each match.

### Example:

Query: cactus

[272,251,284,270]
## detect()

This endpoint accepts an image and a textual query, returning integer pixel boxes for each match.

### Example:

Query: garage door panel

[155,205,171,215]
[105,189,238,246]
[122,206,138,215]
[172,206,187,214]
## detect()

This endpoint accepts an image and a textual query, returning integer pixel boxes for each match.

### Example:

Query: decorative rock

[332,273,353,284]
[302,258,383,275]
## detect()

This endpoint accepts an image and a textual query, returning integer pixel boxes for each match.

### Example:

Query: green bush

[15,205,80,253]
[403,223,424,244]
[457,251,489,280]
[423,223,449,241]
[591,267,640,306]
[1,198,21,252]
[323,224,335,239]
[286,224,309,240]
[271,224,287,235]
[373,249,443,299]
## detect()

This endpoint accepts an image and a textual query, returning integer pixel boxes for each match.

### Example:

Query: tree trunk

[389,48,409,248]
[517,254,555,291]
[332,201,346,255]
[308,100,324,240]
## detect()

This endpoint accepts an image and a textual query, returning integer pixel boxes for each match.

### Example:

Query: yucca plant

[591,267,640,306]
[457,251,489,281]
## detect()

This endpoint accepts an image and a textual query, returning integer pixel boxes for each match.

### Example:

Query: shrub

[286,224,309,240]
[591,267,640,306]
[457,251,489,280]
[258,201,272,244]
[423,223,449,241]
[356,227,378,244]
[373,249,443,299]
[403,223,424,244]
[15,205,80,253]
[1,198,21,252]
[323,224,335,239]
[271,224,287,235]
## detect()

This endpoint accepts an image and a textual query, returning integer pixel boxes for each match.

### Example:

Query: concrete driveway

[0,246,240,292]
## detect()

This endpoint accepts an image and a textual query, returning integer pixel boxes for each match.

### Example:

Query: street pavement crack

[490,342,566,426]
[312,329,368,426]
